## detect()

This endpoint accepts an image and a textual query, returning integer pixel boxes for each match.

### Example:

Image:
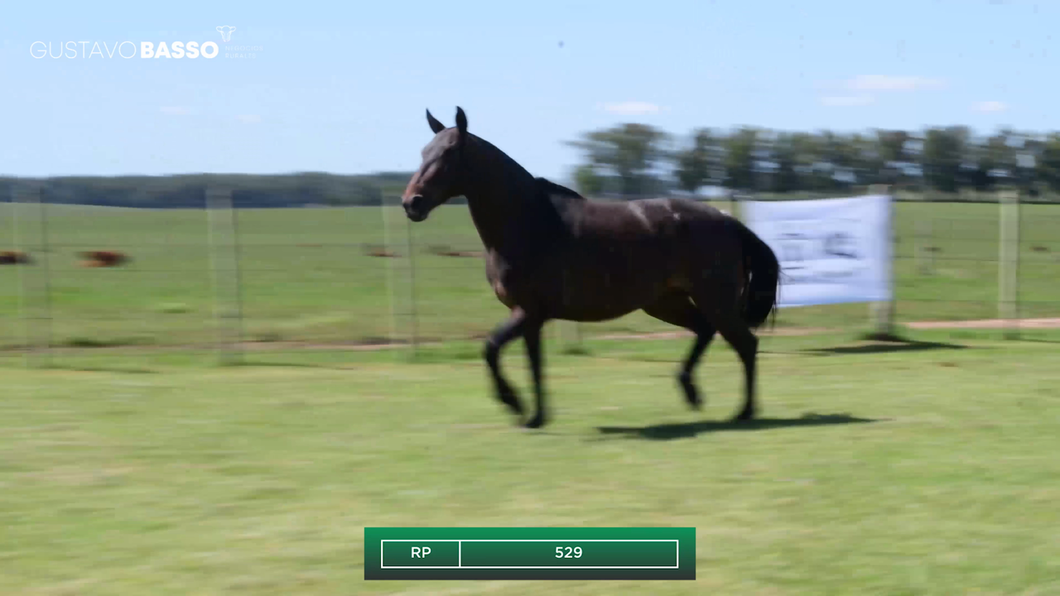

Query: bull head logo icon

[216,26,236,43]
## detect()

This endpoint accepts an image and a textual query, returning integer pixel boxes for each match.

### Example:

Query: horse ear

[455,107,468,137]
[426,109,445,134]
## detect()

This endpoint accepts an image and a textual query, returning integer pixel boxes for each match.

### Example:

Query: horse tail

[735,220,780,330]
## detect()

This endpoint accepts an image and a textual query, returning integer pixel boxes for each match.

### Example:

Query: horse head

[402,107,470,222]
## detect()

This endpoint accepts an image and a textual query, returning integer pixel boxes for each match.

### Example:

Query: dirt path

[904,317,1060,329]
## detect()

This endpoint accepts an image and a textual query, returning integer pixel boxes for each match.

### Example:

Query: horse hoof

[677,374,702,410]
[524,415,546,429]
[497,389,524,416]
[732,409,756,422]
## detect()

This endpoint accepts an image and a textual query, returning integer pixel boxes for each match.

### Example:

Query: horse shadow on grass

[801,337,968,356]
[1019,337,1060,345]
[595,412,881,441]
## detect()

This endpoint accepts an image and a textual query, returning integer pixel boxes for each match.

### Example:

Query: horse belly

[551,248,674,321]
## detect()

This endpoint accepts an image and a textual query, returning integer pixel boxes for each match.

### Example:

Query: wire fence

[2,186,1059,366]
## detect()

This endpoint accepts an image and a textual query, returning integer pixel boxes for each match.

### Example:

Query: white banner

[742,195,892,308]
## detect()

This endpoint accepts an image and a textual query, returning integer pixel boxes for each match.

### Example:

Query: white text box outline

[380,539,680,570]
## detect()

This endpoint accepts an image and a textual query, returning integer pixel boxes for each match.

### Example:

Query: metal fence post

[381,196,399,348]
[13,185,52,368]
[11,188,27,366]
[405,216,419,357]
[915,216,934,276]
[998,189,1020,339]
[554,319,584,354]
[206,186,243,364]
[36,187,53,367]
[868,184,895,337]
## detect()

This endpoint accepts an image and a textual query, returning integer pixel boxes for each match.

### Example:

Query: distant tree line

[569,124,1060,200]
[0,172,415,209]
[5,125,1060,208]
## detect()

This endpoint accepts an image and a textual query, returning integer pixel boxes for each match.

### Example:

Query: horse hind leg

[718,318,759,421]
[689,286,760,422]
[642,292,717,410]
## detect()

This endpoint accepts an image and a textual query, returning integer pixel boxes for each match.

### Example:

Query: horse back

[567,197,729,242]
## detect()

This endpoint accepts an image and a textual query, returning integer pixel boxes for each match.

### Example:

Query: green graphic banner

[364,527,695,580]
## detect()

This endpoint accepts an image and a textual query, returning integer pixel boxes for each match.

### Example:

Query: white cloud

[159,106,191,116]
[821,94,875,107]
[846,75,945,92]
[600,101,663,116]
[236,114,262,123]
[972,100,1007,113]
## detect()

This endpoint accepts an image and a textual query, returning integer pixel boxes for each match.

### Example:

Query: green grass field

[2,200,1059,351]
[3,197,1060,593]
[3,330,1060,594]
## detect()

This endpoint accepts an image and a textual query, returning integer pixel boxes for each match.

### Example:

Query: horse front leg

[483,308,530,422]
[522,319,548,429]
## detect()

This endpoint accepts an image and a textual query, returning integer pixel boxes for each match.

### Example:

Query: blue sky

[1,0,1054,182]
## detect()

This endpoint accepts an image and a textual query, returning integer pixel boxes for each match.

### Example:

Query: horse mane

[466,132,585,204]
[534,177,587,202]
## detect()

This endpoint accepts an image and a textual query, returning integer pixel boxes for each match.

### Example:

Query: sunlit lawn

[2,330,1059,594]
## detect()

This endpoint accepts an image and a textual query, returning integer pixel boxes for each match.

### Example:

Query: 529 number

[555,546,583,558]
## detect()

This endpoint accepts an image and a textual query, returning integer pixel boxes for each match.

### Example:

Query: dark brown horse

[402,107,780,429]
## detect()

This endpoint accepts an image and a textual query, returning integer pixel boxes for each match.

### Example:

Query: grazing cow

[79,251,129,267]
[0,250,31,265]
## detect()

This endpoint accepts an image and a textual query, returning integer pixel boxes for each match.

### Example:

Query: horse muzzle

[403,195,429,222]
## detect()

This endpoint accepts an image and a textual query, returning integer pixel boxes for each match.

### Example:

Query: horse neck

[461,139,543,255]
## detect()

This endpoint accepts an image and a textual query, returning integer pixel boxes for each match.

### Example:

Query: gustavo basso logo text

[30,41,220,59]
